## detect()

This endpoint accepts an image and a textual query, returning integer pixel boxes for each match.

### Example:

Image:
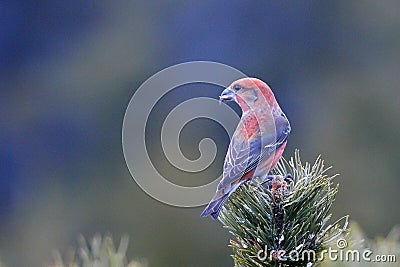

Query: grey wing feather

[217,134,252,191]
[217,113,291,192]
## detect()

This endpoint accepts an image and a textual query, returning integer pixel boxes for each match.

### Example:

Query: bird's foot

[283,173,293,183]
[250,173,293,189]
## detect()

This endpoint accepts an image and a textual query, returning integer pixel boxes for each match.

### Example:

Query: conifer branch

[219,150,349,267]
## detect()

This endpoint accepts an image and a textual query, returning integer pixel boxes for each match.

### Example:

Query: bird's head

[219,78,278,112]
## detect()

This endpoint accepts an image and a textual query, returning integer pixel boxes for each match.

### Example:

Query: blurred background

[1,1,399,266]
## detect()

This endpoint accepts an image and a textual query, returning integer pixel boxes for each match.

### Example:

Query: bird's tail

[200,193,230,220]
[201,182,244,220]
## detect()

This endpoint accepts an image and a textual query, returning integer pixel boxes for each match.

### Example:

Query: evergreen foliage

[219,150,349,267]
[47,234,148,267]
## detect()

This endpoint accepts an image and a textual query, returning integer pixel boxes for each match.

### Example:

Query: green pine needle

[219,150,349,267]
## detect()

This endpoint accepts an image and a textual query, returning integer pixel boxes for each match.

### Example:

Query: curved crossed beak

[219,88,235,103]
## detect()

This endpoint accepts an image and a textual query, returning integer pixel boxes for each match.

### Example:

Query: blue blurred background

[1,1,399,266]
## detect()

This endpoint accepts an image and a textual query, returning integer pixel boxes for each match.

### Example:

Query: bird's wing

[218,133,257,190]
[217,113,290,193]
[243,114,290,174]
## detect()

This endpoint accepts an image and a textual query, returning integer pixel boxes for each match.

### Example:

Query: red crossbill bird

[201,78,291,219]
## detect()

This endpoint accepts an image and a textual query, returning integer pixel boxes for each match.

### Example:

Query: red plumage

[201,78,291,219]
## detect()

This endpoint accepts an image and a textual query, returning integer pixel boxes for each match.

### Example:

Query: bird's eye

[232,84,241,91]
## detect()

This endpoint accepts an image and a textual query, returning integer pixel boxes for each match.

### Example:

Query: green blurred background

[1,1,399,266]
